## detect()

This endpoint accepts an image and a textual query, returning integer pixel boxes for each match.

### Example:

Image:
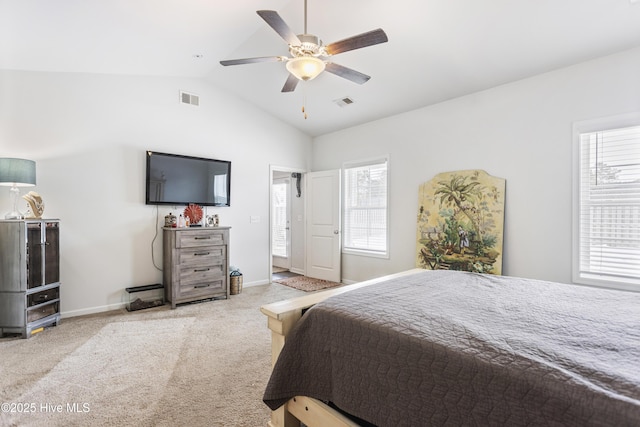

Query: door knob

[334,230,340,234]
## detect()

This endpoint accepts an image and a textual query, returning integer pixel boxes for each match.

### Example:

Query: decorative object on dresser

[22,191,45,219]
[163,226,230,308]
[205,214,219,227]
[0,219,61,338]
[183,203,203,226]
[0,157,37,219]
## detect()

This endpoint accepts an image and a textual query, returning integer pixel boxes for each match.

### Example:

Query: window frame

[572,112,640,292]
[342,156,390,259]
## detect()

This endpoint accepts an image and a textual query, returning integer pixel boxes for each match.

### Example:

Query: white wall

[0,70,311,316]
[312,47,640,285]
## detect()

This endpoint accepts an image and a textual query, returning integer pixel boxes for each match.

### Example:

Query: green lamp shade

[0,158,36,187]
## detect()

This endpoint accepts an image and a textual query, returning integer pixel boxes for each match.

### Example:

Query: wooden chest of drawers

[163,227,230,308]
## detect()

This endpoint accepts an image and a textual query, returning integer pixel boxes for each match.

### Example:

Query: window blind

[577,125,640,287]
[343,159,388,255]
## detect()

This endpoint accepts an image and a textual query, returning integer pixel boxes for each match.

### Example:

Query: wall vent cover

[180,91,199,106]
[333,96,355,108]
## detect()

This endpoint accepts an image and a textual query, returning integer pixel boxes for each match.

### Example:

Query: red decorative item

[184,204,203,225]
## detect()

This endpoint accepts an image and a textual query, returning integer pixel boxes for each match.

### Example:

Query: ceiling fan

[220,0,388,93]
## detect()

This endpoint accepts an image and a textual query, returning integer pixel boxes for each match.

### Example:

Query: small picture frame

[206,215,219,227]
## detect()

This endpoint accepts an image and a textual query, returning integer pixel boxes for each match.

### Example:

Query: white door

[272,178,291,270]
[306,170,341,282]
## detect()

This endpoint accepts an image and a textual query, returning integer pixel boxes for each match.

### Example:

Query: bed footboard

[261,269,422,427]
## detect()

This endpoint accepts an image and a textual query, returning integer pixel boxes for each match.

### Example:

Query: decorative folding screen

[416,170,506,274]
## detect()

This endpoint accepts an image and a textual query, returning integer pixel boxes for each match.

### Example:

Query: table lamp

[0,158,36,219]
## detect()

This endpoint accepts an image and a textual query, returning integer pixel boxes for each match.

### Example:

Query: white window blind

[576,124,640,289]
[343,159,388,256]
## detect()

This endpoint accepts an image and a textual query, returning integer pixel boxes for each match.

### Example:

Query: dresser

[163,226,230,308]
[0,219,61,338]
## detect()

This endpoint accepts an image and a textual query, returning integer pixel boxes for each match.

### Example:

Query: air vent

[333,96,355,108]
[180,91,199,106]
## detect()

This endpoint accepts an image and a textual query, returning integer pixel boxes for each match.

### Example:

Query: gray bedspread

[263,270,640,426]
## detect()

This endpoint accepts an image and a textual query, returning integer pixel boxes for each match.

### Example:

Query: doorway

[272,175,291,271]
[270,166,306,281]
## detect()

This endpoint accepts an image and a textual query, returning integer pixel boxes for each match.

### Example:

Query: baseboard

[62,280,272,318]
[341,279,357,285]
[289,267,305,275]
[61,302,125,318]
[244,279,270,288]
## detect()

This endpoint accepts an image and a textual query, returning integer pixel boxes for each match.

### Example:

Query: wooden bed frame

[261,269,423,427]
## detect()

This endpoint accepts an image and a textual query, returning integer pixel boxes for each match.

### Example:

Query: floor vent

[180,91,199,106]
[333,96,355,108]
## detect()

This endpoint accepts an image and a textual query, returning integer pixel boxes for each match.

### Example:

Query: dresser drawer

[177,230,227,248]
[178,246,226,267]
[27,286,59,307]
[27,300,59,323]
[178,279,225,298]
[179,263,225,286]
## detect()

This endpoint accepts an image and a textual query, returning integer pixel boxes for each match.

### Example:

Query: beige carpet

[0,283,304,427]
[273,276,342,292]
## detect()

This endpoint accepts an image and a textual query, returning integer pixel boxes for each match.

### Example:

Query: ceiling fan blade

[220,56,286,66]
[257,10,301,46]
[325,28,388,56]
[324,63,371,85]
[281,74,300,92]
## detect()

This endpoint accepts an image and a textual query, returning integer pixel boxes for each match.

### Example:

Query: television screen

[145,151,231,207]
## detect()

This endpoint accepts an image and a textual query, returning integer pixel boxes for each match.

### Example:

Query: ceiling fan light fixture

[286,56,325,81]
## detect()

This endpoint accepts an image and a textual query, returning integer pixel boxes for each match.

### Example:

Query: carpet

[0,283,306,427]
[273,276,342,292]
[1,317,195,427]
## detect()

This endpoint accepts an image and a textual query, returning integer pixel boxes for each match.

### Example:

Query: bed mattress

[263,270,640,426]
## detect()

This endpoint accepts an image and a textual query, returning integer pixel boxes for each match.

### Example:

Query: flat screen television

[145,151,231,207]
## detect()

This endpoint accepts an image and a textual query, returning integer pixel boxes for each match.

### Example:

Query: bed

[260,269,640,427]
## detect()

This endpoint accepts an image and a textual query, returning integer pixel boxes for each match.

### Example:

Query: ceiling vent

[333,96,355,108]
[180,91,199,106]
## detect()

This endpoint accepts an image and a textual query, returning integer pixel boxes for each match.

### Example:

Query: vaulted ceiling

[2,0,640,136]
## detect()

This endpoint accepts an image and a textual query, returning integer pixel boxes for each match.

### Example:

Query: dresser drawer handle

[194,284,211,288]
[194,236,211,240]
[194,268,210,272]
[194,252,210,256]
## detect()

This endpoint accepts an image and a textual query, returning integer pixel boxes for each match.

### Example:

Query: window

[272,180,288,258]
[343,158,388,257]
[574,118,640,291]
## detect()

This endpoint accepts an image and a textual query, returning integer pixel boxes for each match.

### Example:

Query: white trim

[341,155,390,259]
[269,164,307,280]
[571,111,640,292]
[61,302,125,318]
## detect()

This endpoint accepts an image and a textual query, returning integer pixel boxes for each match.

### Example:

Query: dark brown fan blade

[325,28,388,56]
[324,63,371,85]
[257,10,301,46]
[220,56,285,66]
[281,74,300,92]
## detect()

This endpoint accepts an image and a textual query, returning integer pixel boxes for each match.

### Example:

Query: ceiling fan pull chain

[302,92,308,119]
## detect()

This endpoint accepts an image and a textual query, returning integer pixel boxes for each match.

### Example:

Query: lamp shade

[286,56,326,81]
[0,158,36,187]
